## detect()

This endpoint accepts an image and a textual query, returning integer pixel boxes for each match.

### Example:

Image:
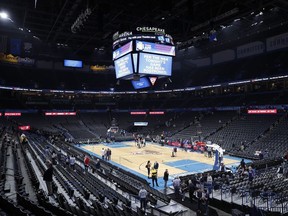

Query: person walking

[43,160,54,196]
[84,155,90,173]
[163,169,169,188]
[138,186,148,211]
[151,167,159,187]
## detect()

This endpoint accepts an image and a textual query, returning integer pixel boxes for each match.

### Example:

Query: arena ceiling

[0,0,288,59]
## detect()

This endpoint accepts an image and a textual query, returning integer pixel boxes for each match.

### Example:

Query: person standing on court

[138,186,148,211]
[154,161,159,171]
[43,160,54,196]
[151,167,159,187]
[101,148,105,160]
[146,161,151,178]
[163,169,169,188]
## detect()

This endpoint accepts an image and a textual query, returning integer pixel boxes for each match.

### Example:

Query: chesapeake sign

[136,27,165,34]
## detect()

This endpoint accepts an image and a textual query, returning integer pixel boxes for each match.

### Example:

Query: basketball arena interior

[1,0,288,216]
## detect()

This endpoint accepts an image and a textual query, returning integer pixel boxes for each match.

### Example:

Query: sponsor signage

[149,111,165,115]
[130,112,146,115]
[90,65,110,71]
[19,125,31,131]
[45,112,77,116]
[4,112,22,116]
[0,53,18,64]
[247,109,277,114]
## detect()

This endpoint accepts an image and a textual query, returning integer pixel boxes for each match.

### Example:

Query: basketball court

[79,142,251,190]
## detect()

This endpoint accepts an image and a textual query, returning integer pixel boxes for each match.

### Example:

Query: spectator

[173,176,181,199]
[180,180,188,201]
[240,143,245,151]
[43,160,54,196]
[199,189,209,215]
[84,155,90,173]
[60,152,65,165]
[220,163,226,172]
[207,146,212,158]
[70,155,76,171]
[163,169,169,188]
[138,186,148,211]
[188,179,197,203]
[51,150,57,165]
[240,159,246,169]
[101,148,105,160]
[95,159,101,171]
[44,146,50,159]
[151,167,159,187]
[104,149,108,160]
[107,148,112,161]
[142,138,146,147]
[284,151,288,161]
[248,166,255,183]
[146,161,151,178]
[57,150,62,163]
[219,150,224,164]
[196,188,203,210]
[206,173,213,194]
[65,155,70,168]
[277,165,284,178]
[259,151,264,160]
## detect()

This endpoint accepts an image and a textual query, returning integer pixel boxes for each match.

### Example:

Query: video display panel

[112,41,133,60]
[138,53,172,76]
[134,122,148,126]
[136,40,175,56]
[131,77,151,89]
[64,59,83,68]
[114,54,134,79]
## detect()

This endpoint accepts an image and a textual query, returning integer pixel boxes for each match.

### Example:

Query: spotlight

[0,12,8,19]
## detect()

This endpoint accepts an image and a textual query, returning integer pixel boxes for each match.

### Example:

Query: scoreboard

[135,40,175,56]
[113,41,133,60]
[138,53,172,76]
[114,54,134,79]
[113,27,175,83]
[112,27,175,89]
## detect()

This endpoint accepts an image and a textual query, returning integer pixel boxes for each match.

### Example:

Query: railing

[212,185,288,215]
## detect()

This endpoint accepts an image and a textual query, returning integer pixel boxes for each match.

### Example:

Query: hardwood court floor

[81,142,240,178]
